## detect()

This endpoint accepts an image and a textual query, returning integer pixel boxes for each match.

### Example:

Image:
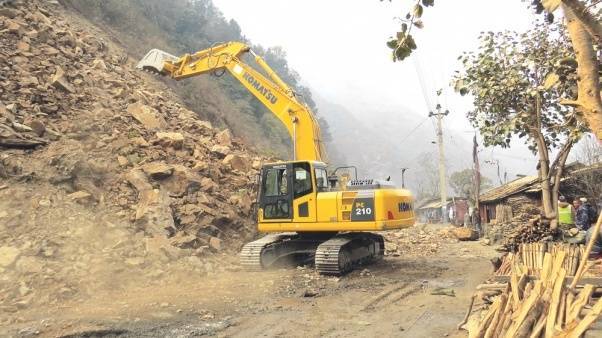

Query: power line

[399,117,430,144]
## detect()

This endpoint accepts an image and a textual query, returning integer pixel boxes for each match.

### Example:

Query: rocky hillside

[0,0,266,321]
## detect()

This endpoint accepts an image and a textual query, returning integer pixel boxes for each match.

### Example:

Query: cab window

[315,168,329,192]
[264,167,288,197]
[293,162,312,198]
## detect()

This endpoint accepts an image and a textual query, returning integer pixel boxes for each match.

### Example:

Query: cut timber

[484,293,507,338]
[559,297,602,337]
[571,213,602,289]
[567,284,594,323]
[545,268,567,338]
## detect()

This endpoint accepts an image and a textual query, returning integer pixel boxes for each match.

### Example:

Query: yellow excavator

[137,42,415,274]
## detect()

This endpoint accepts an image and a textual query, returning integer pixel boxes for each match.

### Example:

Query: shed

[478,176,541,224]
[417,197,469,225]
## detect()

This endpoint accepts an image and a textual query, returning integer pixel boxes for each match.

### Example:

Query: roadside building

[417,197,469,225]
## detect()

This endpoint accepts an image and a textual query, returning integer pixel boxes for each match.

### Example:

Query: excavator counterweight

[138,41,416,275]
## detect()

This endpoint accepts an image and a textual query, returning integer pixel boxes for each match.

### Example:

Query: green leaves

[413,4,423,18]
[453,20,585,152]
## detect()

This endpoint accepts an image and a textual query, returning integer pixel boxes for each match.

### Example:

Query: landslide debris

[0,0,266,323]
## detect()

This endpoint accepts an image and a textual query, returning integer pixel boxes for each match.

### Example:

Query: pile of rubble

[0,0,268,317]
[383,225,459,257]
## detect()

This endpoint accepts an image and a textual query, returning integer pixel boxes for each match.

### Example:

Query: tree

[383,0,602,140]
[454,20,589,228]
[449,169,492,200]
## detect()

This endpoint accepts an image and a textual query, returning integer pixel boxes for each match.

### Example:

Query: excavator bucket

[136,49,178,74]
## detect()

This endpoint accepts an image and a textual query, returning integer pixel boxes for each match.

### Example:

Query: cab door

[292,162,317,223]
[259,164,293,223]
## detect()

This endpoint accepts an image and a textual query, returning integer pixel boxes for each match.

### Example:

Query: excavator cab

[258,161,328,223]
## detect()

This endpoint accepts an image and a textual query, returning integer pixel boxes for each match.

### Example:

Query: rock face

[0,0,277,319]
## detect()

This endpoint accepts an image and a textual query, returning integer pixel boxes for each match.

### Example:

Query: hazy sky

[212,0,541,178]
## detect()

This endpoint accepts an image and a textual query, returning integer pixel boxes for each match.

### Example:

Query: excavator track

[240,233,330,270]
[315,233,384,275]
[239,233,295,270]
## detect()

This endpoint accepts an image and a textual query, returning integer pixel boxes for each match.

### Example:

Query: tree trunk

[535,130,555,223]
[550,139,575,217]
[562,3,602,140]
[562,0,602,46]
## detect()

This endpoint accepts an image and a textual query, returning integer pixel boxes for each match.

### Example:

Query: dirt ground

[2,224,498,338]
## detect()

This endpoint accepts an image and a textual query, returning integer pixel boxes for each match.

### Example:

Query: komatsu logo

[398,202,413,212]
[243,72,278,105]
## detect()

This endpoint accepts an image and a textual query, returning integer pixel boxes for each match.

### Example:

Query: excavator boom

[137,42,325,162]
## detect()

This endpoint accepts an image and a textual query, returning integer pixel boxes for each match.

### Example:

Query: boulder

[0,246,20,268]
[161,165,202,197]
[209,237,222,251]
[127,102,166,129]
[200,177,217,192]
[142,162,173,180]
[452,227,478,241]
[135,188,176,236]
[156,132,184,149]
[222,154,251,172]
[170,232,202,249]
[50,66,75,93]
[16,40,30,52]
[117,155,128,167]
[0,8,18,19]
[67,190,93,203]
[215,129,232,146]
[210,145,230,157]
[29,120,45,137]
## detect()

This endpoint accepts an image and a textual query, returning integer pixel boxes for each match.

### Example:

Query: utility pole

[429,104,449,224]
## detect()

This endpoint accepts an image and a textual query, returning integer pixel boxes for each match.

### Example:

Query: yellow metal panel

[292,193,316,222]
[258,219,413,232]
[316,192,339,222]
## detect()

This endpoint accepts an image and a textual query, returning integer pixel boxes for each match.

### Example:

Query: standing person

[578,197,597,231]
[558,196,575,230]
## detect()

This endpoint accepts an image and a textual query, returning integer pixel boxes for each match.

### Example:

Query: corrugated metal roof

[479,175,539,203]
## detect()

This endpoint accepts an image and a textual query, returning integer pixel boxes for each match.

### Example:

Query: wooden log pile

[495,243,584,277]
[501,217,555,252]
[463,250,602,337]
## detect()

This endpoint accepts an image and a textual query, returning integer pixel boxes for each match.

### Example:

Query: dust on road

[4,224,498,338]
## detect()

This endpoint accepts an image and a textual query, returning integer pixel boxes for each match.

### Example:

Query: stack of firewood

[502,217,555,252]
[496,243,583,277]
[463,249,602,337]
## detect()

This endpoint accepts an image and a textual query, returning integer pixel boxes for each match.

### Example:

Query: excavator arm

[137,42,325,162]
